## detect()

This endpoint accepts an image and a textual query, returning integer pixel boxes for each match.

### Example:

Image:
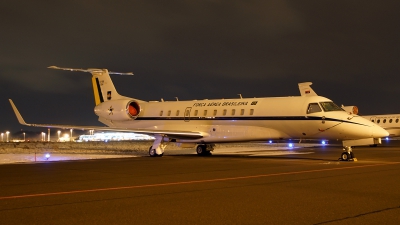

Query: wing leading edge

[9,99,204,139]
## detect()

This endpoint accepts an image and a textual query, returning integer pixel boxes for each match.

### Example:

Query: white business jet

[341,106,400,138]
[9,67,388,161]
[366,115,400,137]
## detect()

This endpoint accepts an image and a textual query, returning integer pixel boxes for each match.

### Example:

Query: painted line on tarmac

[1,162,399,200]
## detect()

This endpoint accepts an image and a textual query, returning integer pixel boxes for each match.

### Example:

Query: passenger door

[184,107,192,122]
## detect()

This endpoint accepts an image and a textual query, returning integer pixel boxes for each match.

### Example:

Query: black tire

[196,145,205,155]
[149,146,156,157]
[341,152,349,161]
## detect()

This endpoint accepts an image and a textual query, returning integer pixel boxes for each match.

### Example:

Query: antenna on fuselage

[238,94,243,99]
[175,97,179,101]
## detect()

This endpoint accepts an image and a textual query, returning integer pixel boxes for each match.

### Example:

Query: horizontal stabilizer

[48,66,134,75]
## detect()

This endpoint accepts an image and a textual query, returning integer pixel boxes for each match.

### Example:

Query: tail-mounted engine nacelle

[341,105,359,115]
[94,99,141,121]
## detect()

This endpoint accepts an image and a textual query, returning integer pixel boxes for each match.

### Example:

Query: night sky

[1,1,400,135]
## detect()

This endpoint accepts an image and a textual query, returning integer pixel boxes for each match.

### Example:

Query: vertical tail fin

[48,66,134,105]
[298,82,318,97]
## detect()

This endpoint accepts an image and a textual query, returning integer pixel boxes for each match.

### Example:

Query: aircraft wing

[9,99,204,139]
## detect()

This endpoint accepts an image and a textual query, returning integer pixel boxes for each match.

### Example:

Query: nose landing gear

[340,146,357,161]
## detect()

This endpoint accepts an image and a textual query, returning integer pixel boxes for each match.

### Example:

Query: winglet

[9,99,29,125]
[298,82,318,97]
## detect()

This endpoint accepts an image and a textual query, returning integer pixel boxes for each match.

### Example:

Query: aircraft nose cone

[372,125,389,138]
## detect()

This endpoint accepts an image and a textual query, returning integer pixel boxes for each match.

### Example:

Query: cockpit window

[319,101,344,112]
[307,103,322,114]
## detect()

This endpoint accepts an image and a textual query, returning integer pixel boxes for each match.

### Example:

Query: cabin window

[232,109,236,115]
[377,119,381,124]
[371,118,375,123]
[167,110,171,116]
[383,119,386,123]
[160,111,163,116]
[194,110,198,116]
[396,119,399,123]
[176,110,180,116]
[223,109,227,116]
[389,119,393,123]
[213,110,217,116]
[240,109,245,115]
[204,110,207,116]
[307,103,322,114]
[250,109,254,115]
[319,102,344,112]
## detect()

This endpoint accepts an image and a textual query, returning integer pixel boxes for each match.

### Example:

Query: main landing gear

[339,146,357,161]
[196,144,214,156]
[148,135,167,157]
[147,138,215,157]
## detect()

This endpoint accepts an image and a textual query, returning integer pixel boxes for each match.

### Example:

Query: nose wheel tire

[340,152,355,161]
[340,152,350,161]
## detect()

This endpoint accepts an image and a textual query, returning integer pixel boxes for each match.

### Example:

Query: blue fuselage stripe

[134,116,367,126]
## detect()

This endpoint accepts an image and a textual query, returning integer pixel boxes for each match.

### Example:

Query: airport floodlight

[6,131,10,142]
[45,153,50,160]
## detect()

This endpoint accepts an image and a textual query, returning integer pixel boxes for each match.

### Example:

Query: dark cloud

[1,0,400,132]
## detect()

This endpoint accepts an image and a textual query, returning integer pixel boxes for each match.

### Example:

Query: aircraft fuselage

[95,95,384,143]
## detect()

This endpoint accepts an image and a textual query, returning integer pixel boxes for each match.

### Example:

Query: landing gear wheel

[196,145,206,155]
[149,146,164,157]
[197,145,213,156]
[149,146,156,157]
[340,152,350,161]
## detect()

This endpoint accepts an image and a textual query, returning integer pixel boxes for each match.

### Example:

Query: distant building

[78,132,154,142]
